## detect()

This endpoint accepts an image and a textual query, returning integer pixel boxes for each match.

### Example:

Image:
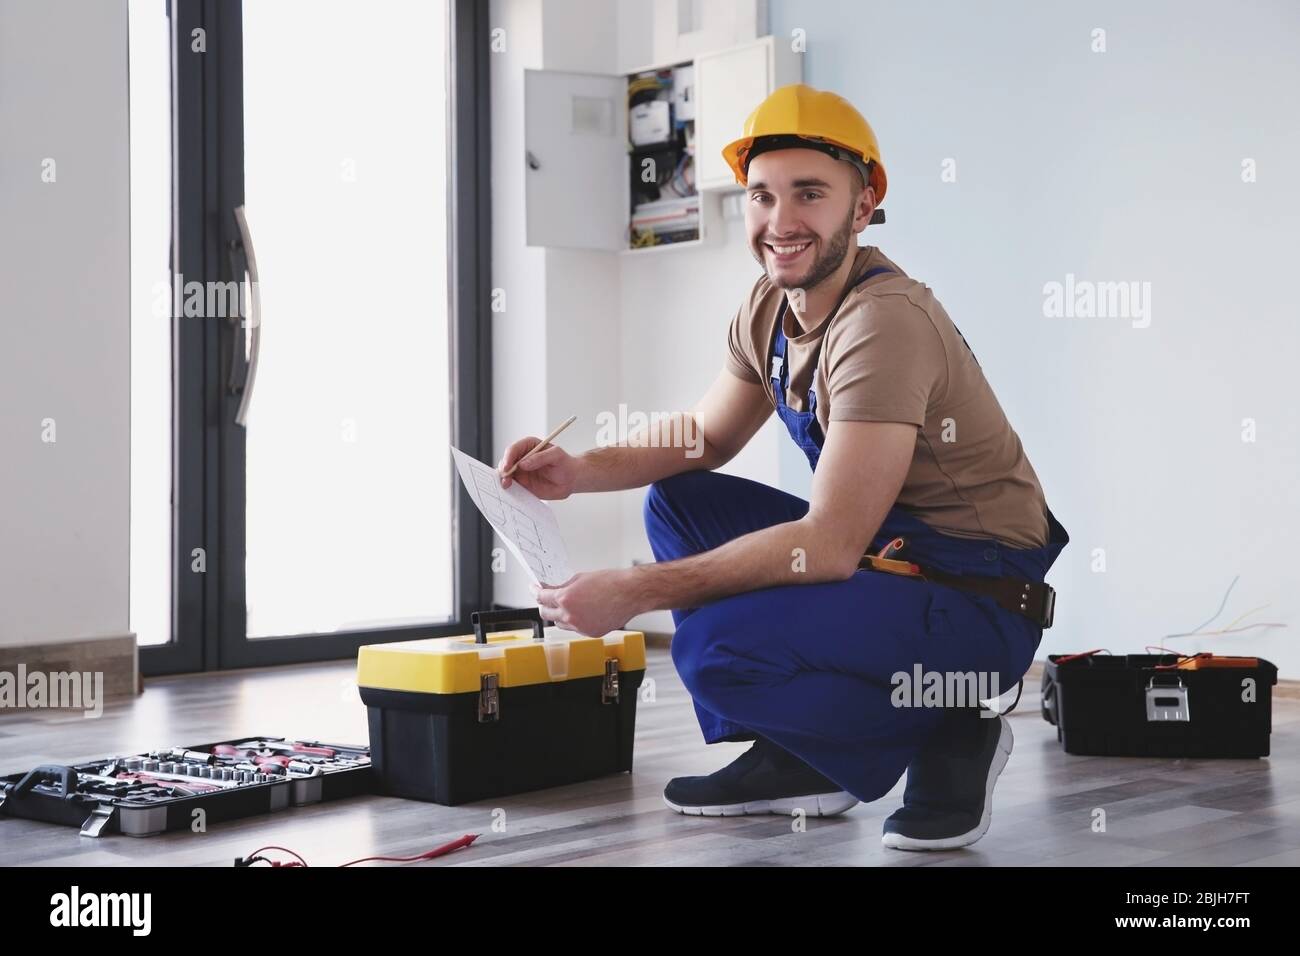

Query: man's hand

[498,436,580,499]
[532,568,642,636]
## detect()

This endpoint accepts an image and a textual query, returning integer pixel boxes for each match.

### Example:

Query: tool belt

[857,548,1057,629]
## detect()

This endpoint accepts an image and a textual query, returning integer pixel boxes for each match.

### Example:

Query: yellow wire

[1222,604,1268,632]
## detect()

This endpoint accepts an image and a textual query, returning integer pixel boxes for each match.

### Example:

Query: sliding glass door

[140,0,493,674]
[238,1,451,641]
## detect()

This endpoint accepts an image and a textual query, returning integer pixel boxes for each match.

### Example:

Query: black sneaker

[881,709,1013,850]
[664,736,859,817]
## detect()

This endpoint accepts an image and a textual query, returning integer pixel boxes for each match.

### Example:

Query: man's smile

[765,238,814,265]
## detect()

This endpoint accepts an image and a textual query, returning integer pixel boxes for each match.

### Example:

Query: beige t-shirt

[725,245,1050,549]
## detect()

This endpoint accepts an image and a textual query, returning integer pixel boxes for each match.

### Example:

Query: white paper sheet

[450,446,574,587]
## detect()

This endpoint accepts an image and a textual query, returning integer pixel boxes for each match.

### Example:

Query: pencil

[502,414,577,478]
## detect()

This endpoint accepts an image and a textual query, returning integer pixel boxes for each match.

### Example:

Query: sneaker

[664,736,859,817]
[881,710,1013,851]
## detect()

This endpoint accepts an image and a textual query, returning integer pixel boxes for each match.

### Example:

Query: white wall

[490,0,548,609]
[0,0,131,648]
[490,0,631,611]
[648,0,766,67]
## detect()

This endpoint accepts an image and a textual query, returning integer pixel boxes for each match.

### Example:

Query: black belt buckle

[1014,579,1055,629]
[1041,585,1056,629]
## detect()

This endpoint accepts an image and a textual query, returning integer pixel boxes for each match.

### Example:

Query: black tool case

[357,608,646,805]
[1040,654,1278,758]
[0,736,372,837]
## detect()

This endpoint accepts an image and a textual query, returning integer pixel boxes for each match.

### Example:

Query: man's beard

[753,206,855,293]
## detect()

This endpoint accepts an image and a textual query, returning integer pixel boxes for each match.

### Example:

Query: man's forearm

[627,516,855,614]
[573,414,717,493]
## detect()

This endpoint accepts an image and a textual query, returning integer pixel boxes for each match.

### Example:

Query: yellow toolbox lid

[356,627,646,695]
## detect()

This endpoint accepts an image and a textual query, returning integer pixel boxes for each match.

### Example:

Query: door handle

[228,204,261,427]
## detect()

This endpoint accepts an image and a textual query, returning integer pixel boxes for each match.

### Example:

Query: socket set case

[0,736,372,837]
[357,608,646,805]
[1040,654,1278,758]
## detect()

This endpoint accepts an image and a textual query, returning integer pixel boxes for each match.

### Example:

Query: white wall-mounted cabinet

[524,35,800,253]
[695,36,800,191]
[523,70,628,251]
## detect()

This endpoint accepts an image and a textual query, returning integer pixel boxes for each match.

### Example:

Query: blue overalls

[643,266,1070,803]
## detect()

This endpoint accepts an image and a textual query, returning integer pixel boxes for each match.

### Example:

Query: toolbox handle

[13,764,78,799]
[1147,673,1185,689]
[471,607,545,644]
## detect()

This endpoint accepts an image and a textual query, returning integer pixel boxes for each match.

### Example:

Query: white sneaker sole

[664,790,859,817]
[881,716,1014,851]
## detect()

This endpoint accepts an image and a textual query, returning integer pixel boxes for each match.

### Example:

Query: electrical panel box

[524,36,801,253]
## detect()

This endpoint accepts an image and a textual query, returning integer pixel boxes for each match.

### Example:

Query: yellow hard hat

[722,84,887,203]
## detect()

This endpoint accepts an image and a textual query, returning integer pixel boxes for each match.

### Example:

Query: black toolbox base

[364,671,645,805]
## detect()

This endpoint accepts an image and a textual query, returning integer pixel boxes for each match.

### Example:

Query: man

[499,84,1068,850]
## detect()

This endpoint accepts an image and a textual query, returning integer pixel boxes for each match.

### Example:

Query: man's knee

[642,471,712,531]
[643,472,731,562]
[641,479,669,534]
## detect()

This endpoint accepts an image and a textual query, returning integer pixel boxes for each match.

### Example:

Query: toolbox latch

[79,804,116,839]
[602,658,620,705]
[1146,675,1190,722]
[478,673,501,723]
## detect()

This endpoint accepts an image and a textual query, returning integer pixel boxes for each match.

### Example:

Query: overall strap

[768,266,896,388]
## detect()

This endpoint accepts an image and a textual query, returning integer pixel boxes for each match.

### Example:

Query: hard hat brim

[723,133,887,202]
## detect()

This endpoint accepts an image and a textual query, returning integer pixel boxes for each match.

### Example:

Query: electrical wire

[1167,575,1238,641]
[236,835,478,868]
[1160,577,1287,646]
[1052,648,1112,665]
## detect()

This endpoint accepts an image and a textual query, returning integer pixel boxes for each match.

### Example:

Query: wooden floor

[3,645,1299,866]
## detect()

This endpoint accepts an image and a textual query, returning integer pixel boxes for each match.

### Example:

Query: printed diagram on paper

[450,446,574,586]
